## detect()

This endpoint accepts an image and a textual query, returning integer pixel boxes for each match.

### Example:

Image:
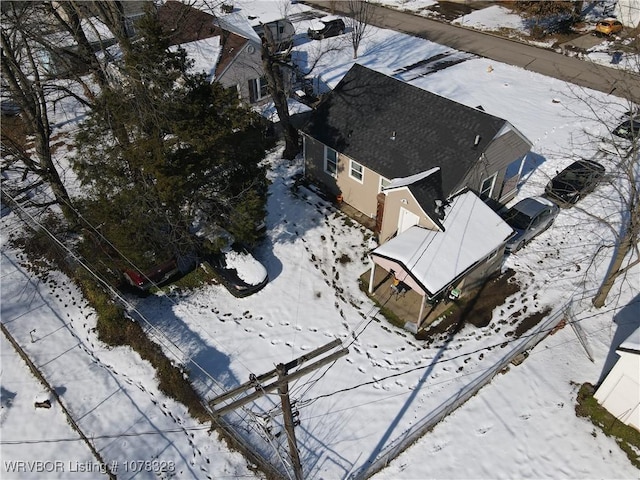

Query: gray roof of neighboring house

[303,64,510,197]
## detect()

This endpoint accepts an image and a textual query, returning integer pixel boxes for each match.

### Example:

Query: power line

[1,190,311,475]
[0,426,210,444]
[294,299,639,409]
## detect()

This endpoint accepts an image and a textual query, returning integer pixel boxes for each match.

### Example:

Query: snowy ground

[388,0,639,71]
[1,1,639,479]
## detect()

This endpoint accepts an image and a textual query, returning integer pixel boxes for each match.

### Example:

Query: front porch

[360,268,454,333]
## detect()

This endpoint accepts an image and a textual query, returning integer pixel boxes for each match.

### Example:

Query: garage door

[398,207,420,234]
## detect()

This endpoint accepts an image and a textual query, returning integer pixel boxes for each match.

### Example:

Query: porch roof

[371,191,513,296]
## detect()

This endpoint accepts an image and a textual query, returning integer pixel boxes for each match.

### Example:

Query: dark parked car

[123,257,181,292]
[544,159,605,206]
[307,17,345,40]
[206,246,268,298]
[612,119,640,140]
[502,197,560,253]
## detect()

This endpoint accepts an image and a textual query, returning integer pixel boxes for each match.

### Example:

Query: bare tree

[346,0,374,59]
[557,55,640,308]
[260,26,300,160]
[590,109,639,308]
[1,1,146,226]
[1,2,78,226]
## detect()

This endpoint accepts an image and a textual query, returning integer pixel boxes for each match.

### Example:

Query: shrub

[576,383,640,468]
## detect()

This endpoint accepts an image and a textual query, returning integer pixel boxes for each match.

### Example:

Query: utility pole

[277,362,303,480]
[209,339,348,480]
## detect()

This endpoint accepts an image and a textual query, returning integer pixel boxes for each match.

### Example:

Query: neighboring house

[253,18,296,53]
[367,189,513,332]
[302,64,532,243]
[52,1,150,40]
[157,1,269,105]
[594,326,640,431]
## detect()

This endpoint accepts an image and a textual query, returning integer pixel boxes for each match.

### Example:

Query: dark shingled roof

[304,64,508,197]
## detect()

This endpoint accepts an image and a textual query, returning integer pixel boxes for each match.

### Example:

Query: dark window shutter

[248,79,257,103]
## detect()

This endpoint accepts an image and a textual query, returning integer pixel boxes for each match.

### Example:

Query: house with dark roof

[158,1,271,105]
[301,63,532,244]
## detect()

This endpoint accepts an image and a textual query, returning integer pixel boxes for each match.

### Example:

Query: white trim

[324,145,338,177]
[379,176,391,193]
[349,159,364,183]
[480,172,497,199]
[398,207,420,234]
[253,76,269,101]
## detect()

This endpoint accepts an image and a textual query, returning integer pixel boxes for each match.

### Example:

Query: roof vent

[390,131,396,141]
[473,134,481,148]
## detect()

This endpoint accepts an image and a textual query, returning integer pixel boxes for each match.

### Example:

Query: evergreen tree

[73,10,267,270]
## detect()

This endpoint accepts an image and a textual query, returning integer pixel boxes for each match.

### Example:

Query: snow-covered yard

[1,1,639,479]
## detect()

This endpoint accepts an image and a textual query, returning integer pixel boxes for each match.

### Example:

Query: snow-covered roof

[171,36,222,80]
[384,167,441,190]
[372,190,513,295]
[46,16,115,48]
[215,11,262,43]
[256,97,312,122]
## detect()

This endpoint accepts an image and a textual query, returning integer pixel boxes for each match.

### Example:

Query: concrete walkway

[304,1,640,103]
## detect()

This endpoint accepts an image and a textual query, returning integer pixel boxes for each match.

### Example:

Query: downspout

[417,295,426,325]
[368,256,376,294]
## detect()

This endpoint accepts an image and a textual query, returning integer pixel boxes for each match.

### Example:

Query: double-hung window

[324,146,338,176]
[480,173,497,199]
[349,160,364,183]
[249,77,269,103]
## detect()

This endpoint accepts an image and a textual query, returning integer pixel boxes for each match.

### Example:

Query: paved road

[304,1,640,103]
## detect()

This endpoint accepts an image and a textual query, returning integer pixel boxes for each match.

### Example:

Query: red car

[123,258,180,291]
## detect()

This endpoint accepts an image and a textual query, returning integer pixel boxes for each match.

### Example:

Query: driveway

[303,0,640,103]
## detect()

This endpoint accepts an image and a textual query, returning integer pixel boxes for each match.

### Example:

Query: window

[324,146,338,176]
[249,77,269,103]
[379,177,391,192]
[349,160,364,182]
[480,173,497,199]
[485,248,499,263]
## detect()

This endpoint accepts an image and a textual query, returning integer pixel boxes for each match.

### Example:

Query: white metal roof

[371,190,513,295]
